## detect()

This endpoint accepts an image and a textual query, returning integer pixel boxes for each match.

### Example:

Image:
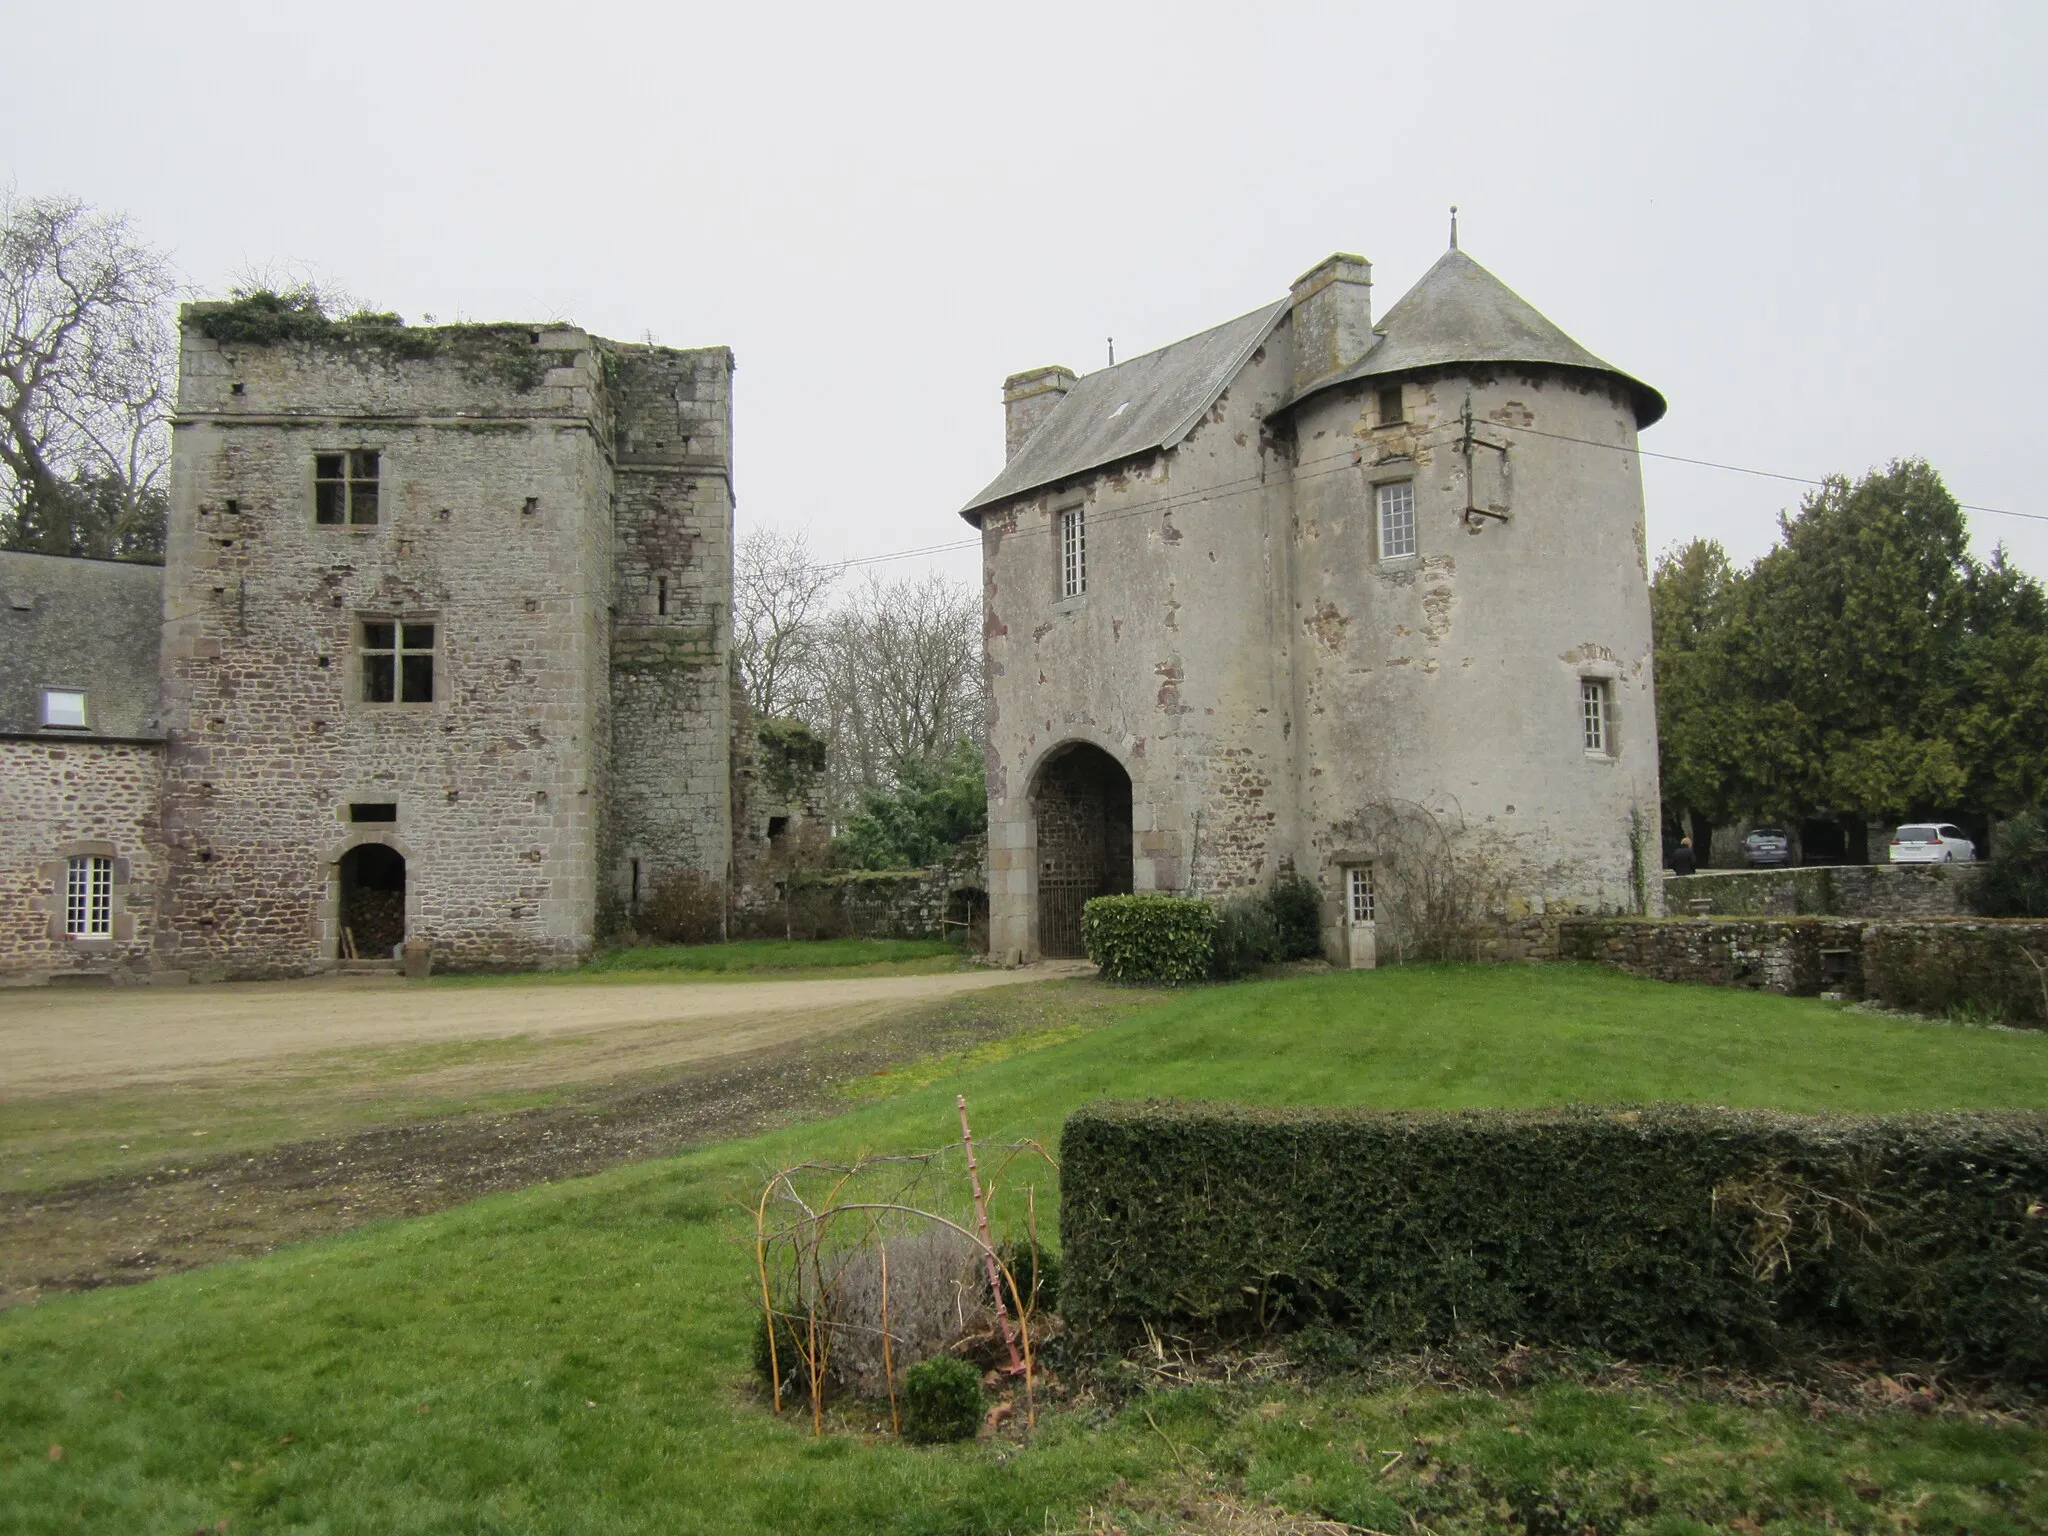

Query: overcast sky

[9,0,2044,589]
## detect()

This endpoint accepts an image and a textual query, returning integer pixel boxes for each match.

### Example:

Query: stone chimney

[1288,253,1373,395]
[1002,365,1076,460]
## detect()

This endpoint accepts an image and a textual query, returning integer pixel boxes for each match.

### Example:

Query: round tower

[1276,246,1667,958]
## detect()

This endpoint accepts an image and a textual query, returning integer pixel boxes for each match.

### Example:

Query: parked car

[1888,823,1977,863]
[1743,826,1792,866]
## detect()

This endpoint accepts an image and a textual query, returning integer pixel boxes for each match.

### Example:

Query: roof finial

[1449,205,1459,250]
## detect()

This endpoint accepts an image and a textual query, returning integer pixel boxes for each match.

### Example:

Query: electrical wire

[817,415,2044,576]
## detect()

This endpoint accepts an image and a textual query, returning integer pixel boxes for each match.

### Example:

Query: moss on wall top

[189,292,558,392]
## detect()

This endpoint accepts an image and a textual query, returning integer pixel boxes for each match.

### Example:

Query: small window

[316,450,380,525]
[1581,677,1610,754]
[1377,481,1416,560]
[657,575,670,616]
[1376,385,1404,427]
[1059,505,1087,599]
[349,803,398,823]
[66,854,113,937]
[40,689,88,729]
[1347,864,1375,925]
[767,815,791,840]
[362,619,435,704]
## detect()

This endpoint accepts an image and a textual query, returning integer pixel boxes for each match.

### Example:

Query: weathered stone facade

[965,242,1666,962]
[2,313,737,982]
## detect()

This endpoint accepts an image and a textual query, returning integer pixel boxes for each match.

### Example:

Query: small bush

[1210,896,1278,979]
[1083,894,1215,983]
[1973,808,2048,918]
[639,869,725,944]
[1060,1101,2048,1381]
[901,1354,983,1443]
[1264,875,1325,961]
[752,1309,809,1401]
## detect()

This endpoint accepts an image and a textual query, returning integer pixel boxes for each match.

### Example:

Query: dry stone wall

[1664,863,1983,920]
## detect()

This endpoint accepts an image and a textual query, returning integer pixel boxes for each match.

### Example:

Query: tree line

[1653,459,2048,855]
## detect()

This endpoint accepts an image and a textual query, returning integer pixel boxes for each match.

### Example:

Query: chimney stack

[1288,253,1373,395]
[1002,366,1076,460]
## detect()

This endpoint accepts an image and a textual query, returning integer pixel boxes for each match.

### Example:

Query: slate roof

[0,551,164,740]
[958,301,1287,521]
[1288,249,1666,427]
[959,249,1663,519]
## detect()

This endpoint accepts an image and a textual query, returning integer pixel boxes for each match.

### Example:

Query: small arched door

[1032,743,1134,958]
[339,843,406,960]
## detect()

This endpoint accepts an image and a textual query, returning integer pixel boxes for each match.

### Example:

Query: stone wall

[1664,863,1983,919]
[0,739,164,981]
[1560,916,2048,1025]
[744,844,988,945]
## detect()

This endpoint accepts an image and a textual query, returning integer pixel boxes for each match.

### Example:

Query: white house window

[316,450,380,525]
[361,619,436,704]
[40,689,88,729]
[1377,481,1416,559]
[1347,864,1375,925]
[1581,677,1611,754]
[1059,506,1086,598]
[66,855,113,937]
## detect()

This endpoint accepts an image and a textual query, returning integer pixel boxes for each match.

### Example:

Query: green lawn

[6,965,2048,1533]
[432,936,970,983]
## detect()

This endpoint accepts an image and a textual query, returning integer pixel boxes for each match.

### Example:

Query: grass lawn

[578,937,968,977]
[5,964,2048,1533]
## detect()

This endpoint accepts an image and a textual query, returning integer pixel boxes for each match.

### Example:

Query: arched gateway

[1031,743,1133,958]
[338,843,406,960]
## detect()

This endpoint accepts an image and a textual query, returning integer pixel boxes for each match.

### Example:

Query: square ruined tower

[156,306,733,976]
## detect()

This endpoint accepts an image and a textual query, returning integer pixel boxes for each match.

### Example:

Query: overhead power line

[819,423,2044,577]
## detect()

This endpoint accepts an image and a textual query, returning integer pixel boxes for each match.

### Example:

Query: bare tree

[0,190,178,560]
[734,528,839,719]
[811,571,982,806]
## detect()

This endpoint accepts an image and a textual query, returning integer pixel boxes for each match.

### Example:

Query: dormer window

[1376,385,1404,427]
[40,689,88,729]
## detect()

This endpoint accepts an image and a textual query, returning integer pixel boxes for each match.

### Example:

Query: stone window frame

[1374,382,1405,429]
[40,839,137,946]
[353,612,442,711]
[1055,498,1087,604]
[313,447,383,528]
[39,686,90,730]
[1375,479,1417,562]
[1578,668,1620,760]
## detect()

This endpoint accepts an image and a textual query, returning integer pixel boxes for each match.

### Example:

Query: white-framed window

[66,855,113,937]
[1581,677,1611,754]
[316,450,380,525]
[1347,864,1375,925]
[1059,505,1086,598]
[1377,480,1416,560]
[361,618,436,704]
[40,688,88,729]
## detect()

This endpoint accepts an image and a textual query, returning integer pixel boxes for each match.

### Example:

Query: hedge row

[1082,895,1215,983]
[1059,1101,2048,1379]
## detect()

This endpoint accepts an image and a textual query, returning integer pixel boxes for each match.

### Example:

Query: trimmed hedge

[1059,1101,2048,1379]
[1083,895,1214,984]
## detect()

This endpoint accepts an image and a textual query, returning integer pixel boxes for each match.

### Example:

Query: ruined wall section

[1287,366,1660,945]
[605,346,735,919]
[0,740,164,980]
[982,332,1299,959]
[159,321,614,975]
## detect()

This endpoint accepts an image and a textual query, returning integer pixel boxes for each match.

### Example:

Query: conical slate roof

[1315,249,1665,426]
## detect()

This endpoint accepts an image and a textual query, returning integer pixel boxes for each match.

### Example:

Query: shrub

[639,869,724,944]
[1264,875,1325,961]
[1973,808,2048,918]
[1082,895,1215,984]
[1059,1101,2048,1380]
[901,1354,983,1443]
[997,1238,1061,1317]
[1210,896,1278,979]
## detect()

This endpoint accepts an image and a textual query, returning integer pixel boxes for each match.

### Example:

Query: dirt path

[0,965,1079,1095]
[0,978,1134,1309]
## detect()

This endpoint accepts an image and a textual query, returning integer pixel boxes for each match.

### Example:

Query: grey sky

[10,0,2044,585]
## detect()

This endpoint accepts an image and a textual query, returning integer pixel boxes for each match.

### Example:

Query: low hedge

[1083,895,1214,984]
[1059,1101,2048,1379]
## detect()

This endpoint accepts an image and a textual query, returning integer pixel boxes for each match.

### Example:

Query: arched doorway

[1032,743,1133,958]
[339,843,406,960]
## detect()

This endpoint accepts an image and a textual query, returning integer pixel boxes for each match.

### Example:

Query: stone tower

[963,241,1664,963]
[156,309,732,977]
